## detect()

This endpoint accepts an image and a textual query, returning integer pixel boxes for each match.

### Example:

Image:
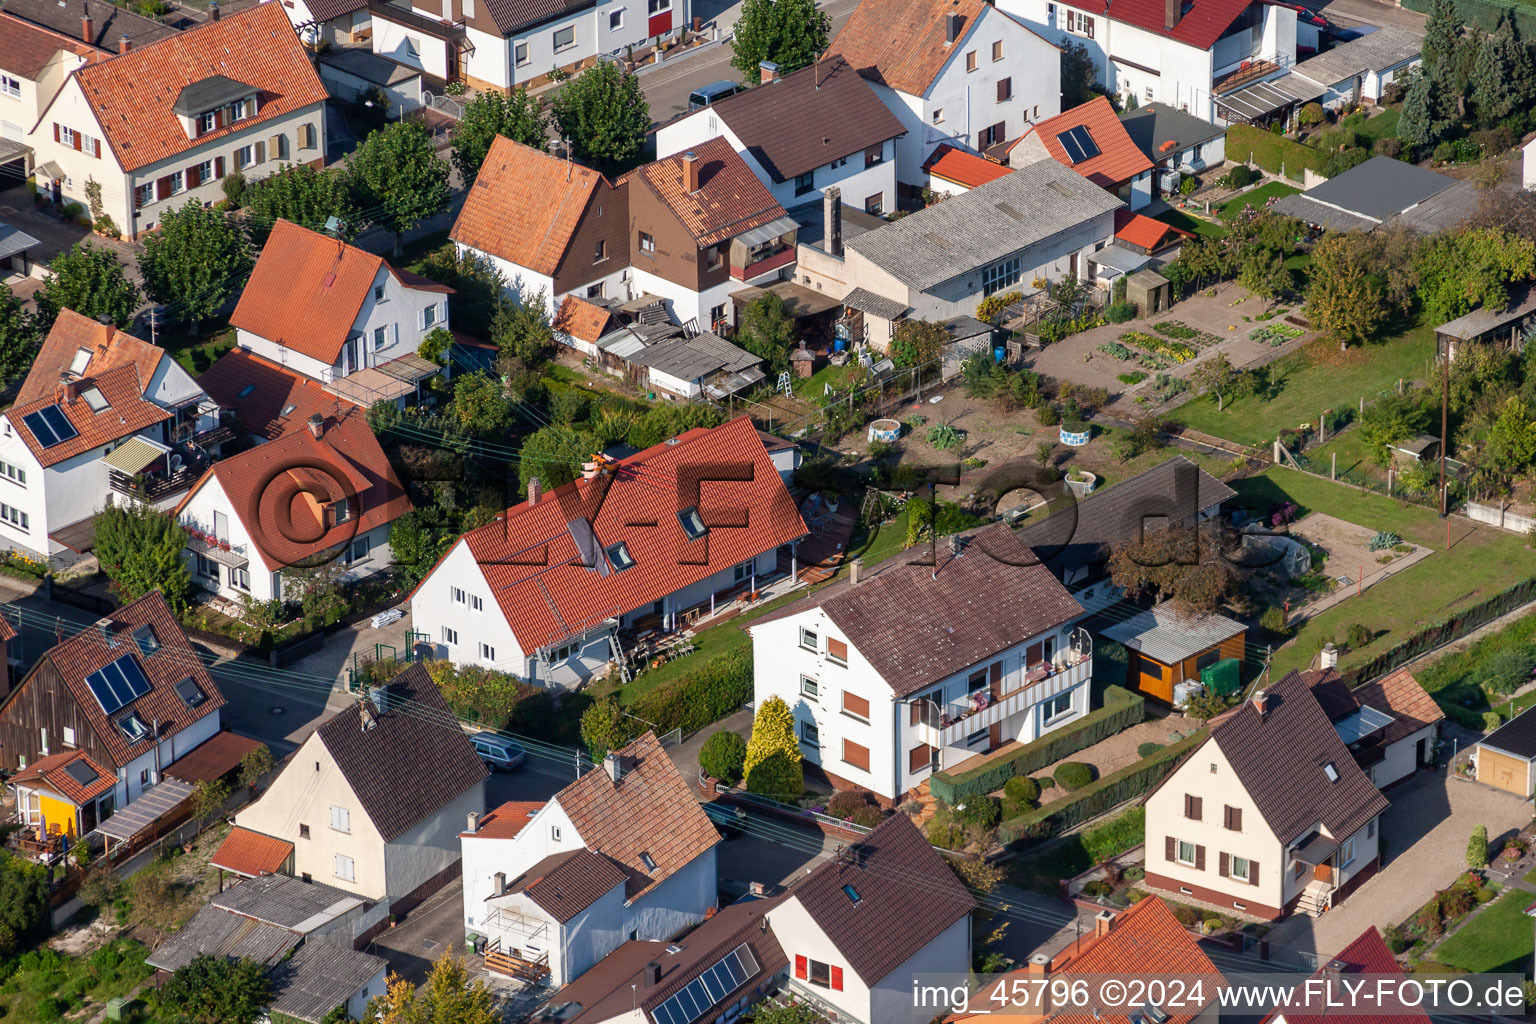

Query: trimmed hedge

[930,686,1145,805]
[630,647,752,736]
[1000,732,1207,844]
[1227,125,1323,182]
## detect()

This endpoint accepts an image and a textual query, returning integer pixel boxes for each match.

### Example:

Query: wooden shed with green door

[1102,603,1247,704]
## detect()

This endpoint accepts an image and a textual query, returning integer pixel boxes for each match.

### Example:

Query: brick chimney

[209,0,220,19]
[1164,0,1180,30]
[644,962,662,986]
[307,413,324,438]
[61,380,82,405]
[1020,953,1052,1019]
[118,33,131,54]
[823,186,842,257]
[945,10,961,43]
[683,151,699,194]
[758,60,779,82]
[81,1,93,44]
[1251,688,1269,716]
[1094,909,1115,939]
[527,476,541,505]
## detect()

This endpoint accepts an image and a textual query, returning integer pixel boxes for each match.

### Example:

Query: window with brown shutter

[215,156,225,179]
[186,165,201,189]
[843,739,870,772]
[908,744,933,774]
[91,138,101,158]
[1194,845,1205,870]
[52,123,60,143]
[997,77,1012,102]
[1249,860,1259,885]
[1219,852,1229,877]
[254,141,266,164]
[72,131,81,152]
[214,109,225,130]
[842,691,869,720]
[1164,836,1176,862]
[827,637,848,665]
[157,175,174,201]
[1224,805,1242,831]
[1184,794,1202,820]
[992,40,1002,61]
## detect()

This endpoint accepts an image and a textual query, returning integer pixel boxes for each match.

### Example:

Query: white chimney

[850,557,863,585]
[604,752,623,783]
[467,811,479,833]
[1320,642,1338,669]
[823,187,843,257]
[1094,909,1115,938]
[493,871,506,895]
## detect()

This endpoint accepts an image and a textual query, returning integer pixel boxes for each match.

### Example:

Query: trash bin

[465,932,482,954]
[474,934,488,955]
[106,999,127,1022]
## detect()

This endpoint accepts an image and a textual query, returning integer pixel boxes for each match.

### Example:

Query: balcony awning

[735,215,799,247]
[100,436,170,475]
[96,777,194,842]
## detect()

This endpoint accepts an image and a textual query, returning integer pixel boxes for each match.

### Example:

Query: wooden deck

[485,943,550,983]
[791,497,859,584]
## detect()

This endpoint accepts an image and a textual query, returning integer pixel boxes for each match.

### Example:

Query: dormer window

[331,497,352,524]
[230,98,249,121]
[198,111,217,134]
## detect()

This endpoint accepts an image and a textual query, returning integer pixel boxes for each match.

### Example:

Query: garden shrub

[699,730,747,784]
[1373,137,1403,159]
[1136,741,1165,758]
[1105,302,1138,323]
[1082,879,1114,898]
[1380,81,1404,105]
[1123,865,1145,881]
[1004,776,1041,805]
[1037,403,1062,426]
[846,805,884,828]
[1260,605,1291,637]
[1223,165,1258,189]
[1482,711,1503,732]
[926,807,967,850]
[1475,647,1536,695]
[1170,903,1201,927]
[630,648,752,737]
[1467,825,1488,869]
[929,687,1144,803]
[1440,885,1475,918]
[1433,141,1456,164]
[1054,762,1095,791]
[1346,623,1371,649]
[1298,102,1325,126]
[957,796,1002,830]
[826,789,878,819]
[1178,175,1198,195]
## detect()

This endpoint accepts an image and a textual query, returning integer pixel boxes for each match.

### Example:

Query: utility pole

[1439,335,1449,518]
[149,305,158,346]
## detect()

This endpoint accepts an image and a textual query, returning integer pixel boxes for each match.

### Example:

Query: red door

[648,8,672,36]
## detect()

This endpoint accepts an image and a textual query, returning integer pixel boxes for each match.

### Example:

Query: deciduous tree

[519,424,598,493]
[551,62,650,168]
[1359,392,1434,467]
[736,292,797,373]
[452,87,549,180]
[1305,233,1386,347]
[493,289,556,366]
[1413,227,1536,324]
[348,120,452,255]
[1060,41,1097,108]
[92,503,192,610]
[743,695,802,800]
[731,0,831,83]
[1237,248,1289,310]
[579,696,636,763]
[1188,353,1256,411]
[1105,524,1243,615]
[0,855,48,957]
[448,370,516,435]
[34,242,141,329]
[241,163,355,245]
[0,282,37,387]
[154,955,271,1024]
[370,953,500,1024]
[418,246,508,338]
[138,199,252,334]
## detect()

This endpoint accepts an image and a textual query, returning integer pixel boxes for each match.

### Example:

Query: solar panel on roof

[1058,125,1100,164]
[652,945,759,1024]
[85,653,153,715]
[22,405,80,448]
[63,759,100,787]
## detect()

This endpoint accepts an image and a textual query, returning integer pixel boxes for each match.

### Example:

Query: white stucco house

[998,0,1298,123]
[828,0,1061,193]
[749,524,1093,802]
[1119,102,1229,198]
[1144,670,1390,920]
[541,813,973,1024]
[0,592,226,812]
[461,732,720,985]
[28,3,328,240]
[0,309,223,559]
[1290,26,1422,111]
[0,12,94,185]
[1309,666,1443,791]
[655,57,905,215]
[230,219,452,406]
[1008,96,1155,210]
[263,0,372,46]
[410,415,808,687]
[233,663,489,943]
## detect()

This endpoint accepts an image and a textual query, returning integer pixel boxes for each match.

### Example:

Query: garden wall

[1228,125,1323,182]
[999,732,1207,844]
[1466,502,1536,535]
[929,687,1145,805]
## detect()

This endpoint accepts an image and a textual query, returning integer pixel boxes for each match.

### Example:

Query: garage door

[1476,746,1531,796]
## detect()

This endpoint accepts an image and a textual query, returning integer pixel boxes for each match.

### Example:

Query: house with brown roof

[655,57,905,216]
[998,0,1301,124]
[229,219,453,404]
[1258,926,1429,1024]
[948,896,1221,1024]
[1008,96,1156,210]
[538,812,972,1024]
[748,523,1094,802]
[461,733,720,986]
[0,308,224,558]
[233,662,489,941]
[0,13,95,183]
[28,3,328,240]
[410,415,807,687]
[630,137,797,333]
[452,136,630,308]
[172,373,411,604]
[828,0,1061,192]
[1144,671,1391,920]
[1308,666,1443,789]
[0,591,227,810]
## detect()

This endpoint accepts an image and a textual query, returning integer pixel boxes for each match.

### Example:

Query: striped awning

[100,436,170,475]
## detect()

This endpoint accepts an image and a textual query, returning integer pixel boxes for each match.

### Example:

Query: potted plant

[821,490,839,512]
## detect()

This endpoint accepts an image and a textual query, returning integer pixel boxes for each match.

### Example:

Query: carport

[1474,709,1536,796]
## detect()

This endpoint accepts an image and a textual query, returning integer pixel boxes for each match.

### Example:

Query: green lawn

[159,319,236,377]
[1351,108,1402,145]
[1228,469,1532,677]
[798,361,865,403]
[1170,325,1438,447]
[1152,208,1228,241]
[1303,432,1390,486]
[1433,895,1536,976]
[0,940,154,1024]
[1218,181,1302,221]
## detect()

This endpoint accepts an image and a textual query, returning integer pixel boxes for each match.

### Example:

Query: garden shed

[1102,604,1247,704]
[1474,708,1536,797]
[1126,269,1172,317]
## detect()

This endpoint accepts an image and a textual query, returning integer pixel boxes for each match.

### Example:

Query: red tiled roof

[211,826,295,878]
[1259,927,1427,1024]
[230,220,450,366]
[60,4,328,173]
[0,614,16,645]
[638,136,788,248]
[1018,96,1155,189]
[9,749,117,804]
[1052,0,1256,49]
[464,800,543,839]
[1351,668,1444,746]
[22,592,225,768]
[174,404,410,572]
[197,347,359,441]
[922,143,1015,189]
[454,416,806,653]
[831,0,1053,97]
[18,309,168,407]
[554,733,721,901]
[8,362,171,468]
[1115,208,1192,251]
[451,136,610,276]
[555,295,615,345]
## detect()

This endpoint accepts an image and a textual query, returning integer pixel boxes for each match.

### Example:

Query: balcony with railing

[481,907,551,982]
[909,635,1093,749]
[731,244,797,281]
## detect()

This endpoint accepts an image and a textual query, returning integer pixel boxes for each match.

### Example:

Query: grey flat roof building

[1293,26,1422,87]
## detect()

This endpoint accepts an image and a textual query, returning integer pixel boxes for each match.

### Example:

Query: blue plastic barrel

[833,339,846,352]
[994,347,1005,363]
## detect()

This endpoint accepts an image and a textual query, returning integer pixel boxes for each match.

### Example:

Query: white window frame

[469,594,484,612]
[800,675,819,701]
[982,255,1023,296]
[1042,691,1073,724]
[931,108,944,124]
[0,75,19,99]
[515,41,530,65]
[231,565,251,592]
[799,627,818,652]
[197,111,217,134]
[196,158,214,182]
[0,460,25,486]
[800,720,819,747]
[1176,840,1197,866]
[334,853,355,881]
[608,8,623,29]
[236,144,254,169]
[373,326,387,350]
[1340,836,1356,868]
[63,726,76,747]
[442,625,458,645]
[553,25,576,50]
[479,642,495,662]
[168,170,184,195]
[1231,855,1251,881]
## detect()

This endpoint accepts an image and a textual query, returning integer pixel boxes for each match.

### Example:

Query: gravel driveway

[1264,768,1531,958]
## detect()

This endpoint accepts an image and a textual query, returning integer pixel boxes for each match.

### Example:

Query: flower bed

[1250,324,1303,346]
[1121,331,1197,363]
[0,551,48,580]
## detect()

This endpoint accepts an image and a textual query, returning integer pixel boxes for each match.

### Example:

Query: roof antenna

[929,482,938,580]
[564,136,572,181]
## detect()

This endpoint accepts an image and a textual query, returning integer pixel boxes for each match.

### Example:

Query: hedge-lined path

[1030,717,1196,807]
